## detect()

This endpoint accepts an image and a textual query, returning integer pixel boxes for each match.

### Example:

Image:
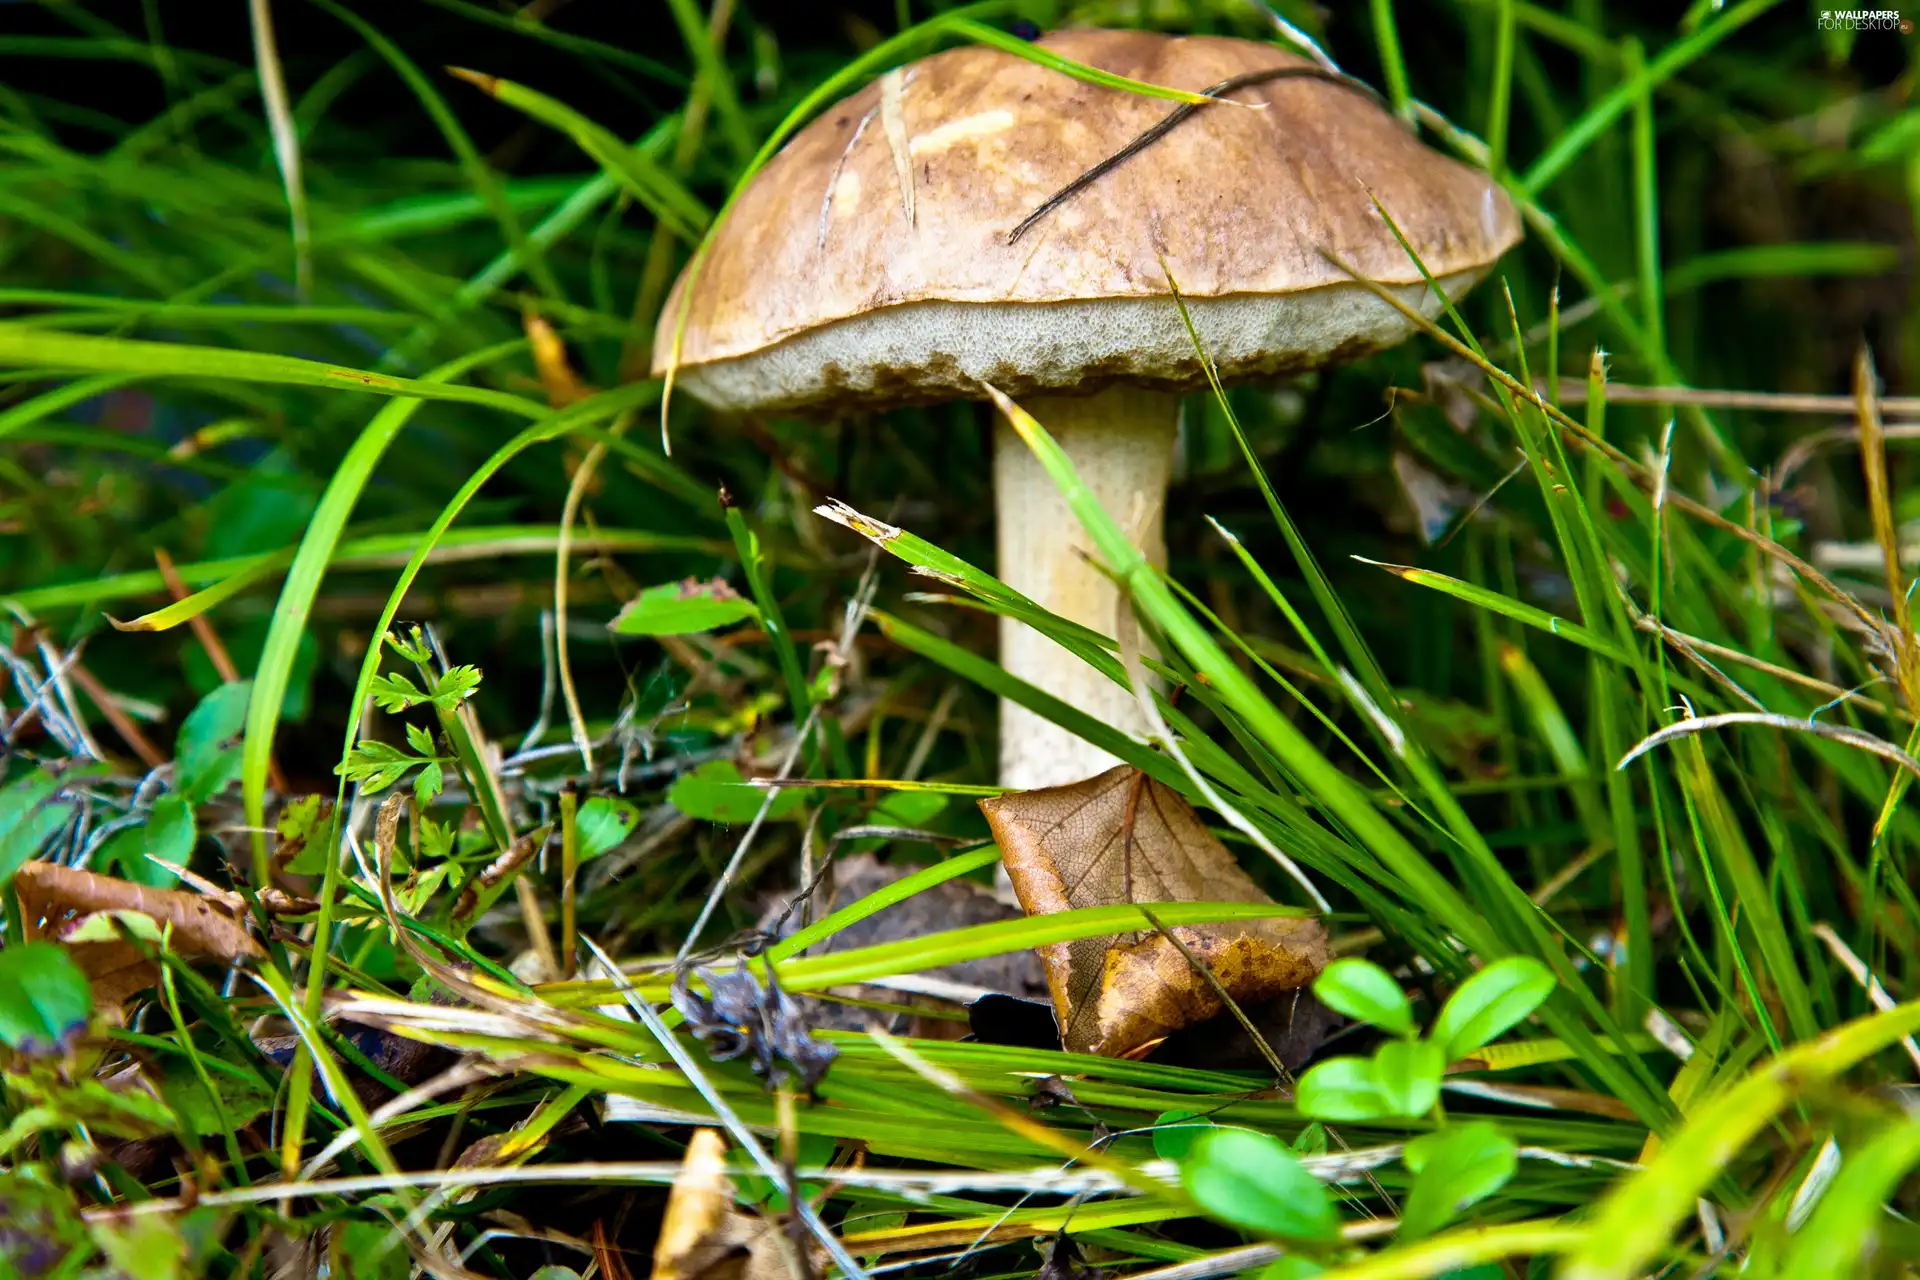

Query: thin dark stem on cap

[1006,66,1387,245]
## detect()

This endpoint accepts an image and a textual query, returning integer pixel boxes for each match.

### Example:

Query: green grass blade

[0,324,544,417]
[1562,1000,1920,1280]
[768,846,1003,963]
[1520,0,1778,197]
[944,19,1235,104]
[447,69,710,241]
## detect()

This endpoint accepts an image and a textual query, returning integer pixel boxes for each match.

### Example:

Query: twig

[560,789,579,981]
[155,548,241,684]
[516,608,559,755]
[1811,922,1920,1075]
[1617,711,1920,780]
[1006,66,1385,244]
[29,629,103,761]
[1603,383,1920,416]
[62,656,165,768]
[553,409,635,778]
[676,707,820,964]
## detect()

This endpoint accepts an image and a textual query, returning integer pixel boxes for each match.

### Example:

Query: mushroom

[655,28,1520,793]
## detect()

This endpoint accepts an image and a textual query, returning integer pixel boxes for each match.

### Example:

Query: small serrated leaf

[276,795,333,876]
[414,762,445,807]
[369,673,426,713]
[405,722,436,756]
[432,665,483,708]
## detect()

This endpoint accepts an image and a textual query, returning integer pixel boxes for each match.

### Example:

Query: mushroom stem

[994,386,1178,791]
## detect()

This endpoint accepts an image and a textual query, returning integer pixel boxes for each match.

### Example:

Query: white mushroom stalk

[994,388,1178,790]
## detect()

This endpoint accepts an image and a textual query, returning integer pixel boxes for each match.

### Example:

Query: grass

[3,0,1920,1276]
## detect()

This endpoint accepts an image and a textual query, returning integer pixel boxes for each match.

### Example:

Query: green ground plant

[4,0,1920,1276]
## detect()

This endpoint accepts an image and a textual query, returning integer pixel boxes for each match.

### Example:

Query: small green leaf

[1152,1110,1213,1161]
[667,760,806,824]
[156,1057,276,1136]
[370,673,427,713]
[1431,957,1557,1061]
[414,761,445,807]
[873,790,948,828]
[277,795,333,876]
[420,817,456,862]
[1292,1123,1328,1158]
[338,740,423,793]
[1181,1128,1339,1242]
[1294,1056,1387,1123]
[384,628,433,664]
[405,722,437,756]
[843,790,951,852]
[1399,1123,1518,1241]
[100,796,193,888]
[175,681,252,804]
[0,769,80,891]
[0,943,92,1055]
[144,794,196,879]
[610,578,759,637]
[432,665,483,708]
[396,863,455,916]
[574,797,641,860]
[1370,1039,1445,1119]
[1313,958,1415,1037]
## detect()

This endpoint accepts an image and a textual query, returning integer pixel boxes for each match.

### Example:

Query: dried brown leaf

[980,766,1328,1057]
[14,862,264,1013]
[653,1129,737,1280]
[524,311,593,408]
[650,1129,799,1280]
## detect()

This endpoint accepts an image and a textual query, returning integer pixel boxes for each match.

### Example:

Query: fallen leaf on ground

[651,1129,802,1280]
[981,766,1329,1057]
[14,862,264,1014]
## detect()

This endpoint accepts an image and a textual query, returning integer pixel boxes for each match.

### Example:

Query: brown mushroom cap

[655,28,1522,414]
